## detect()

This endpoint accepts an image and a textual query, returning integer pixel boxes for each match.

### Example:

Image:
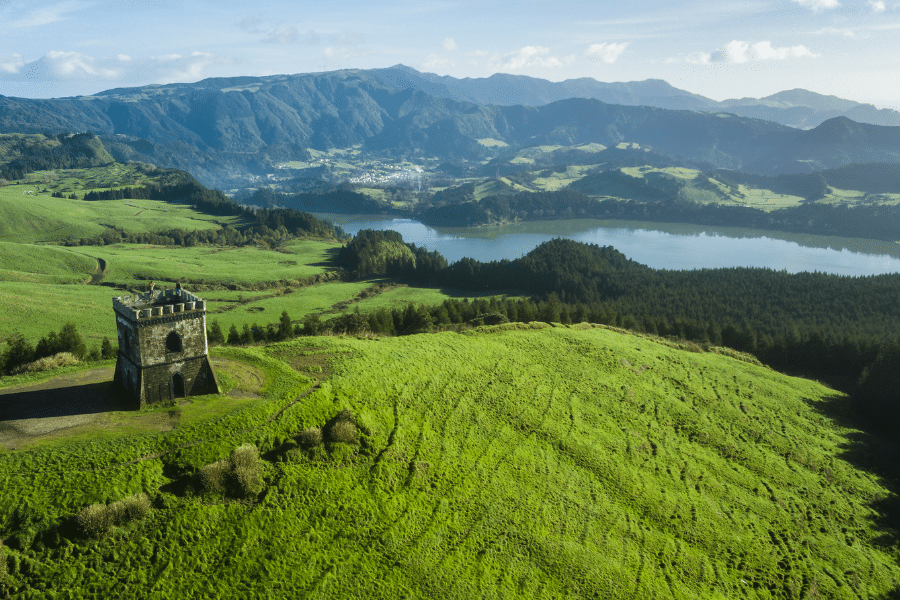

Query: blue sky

[1,0,898,108]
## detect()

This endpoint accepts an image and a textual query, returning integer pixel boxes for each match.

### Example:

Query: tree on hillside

[2,334,35,375]
[278,310,293,341]
[208,320,225,346]
[100,337,115,359]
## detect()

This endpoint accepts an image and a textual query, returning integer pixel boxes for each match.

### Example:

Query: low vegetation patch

[75,493,151,538]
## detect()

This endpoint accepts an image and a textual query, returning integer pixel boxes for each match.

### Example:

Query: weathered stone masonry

[113,288,220,407]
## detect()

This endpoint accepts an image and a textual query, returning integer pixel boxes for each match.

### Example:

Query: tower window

[166,331,183,353]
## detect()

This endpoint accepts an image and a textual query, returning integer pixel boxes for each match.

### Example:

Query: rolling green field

[0,231,476,348]
[0,187,237,243]
[0,282,120,347]
[76,240,338,289]
[0,326,897,598]
[0,242,97,285]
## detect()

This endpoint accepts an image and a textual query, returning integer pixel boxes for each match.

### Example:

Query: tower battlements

[113,289,206,323]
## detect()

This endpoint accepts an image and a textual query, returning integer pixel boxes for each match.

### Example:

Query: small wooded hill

[0,327,898,598]
[0,133,113,180]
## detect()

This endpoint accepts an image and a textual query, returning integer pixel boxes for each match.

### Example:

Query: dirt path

[87,257,108,285]
[0,367,123,449]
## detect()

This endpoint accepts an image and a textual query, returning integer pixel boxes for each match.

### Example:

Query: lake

[319,216,900,276]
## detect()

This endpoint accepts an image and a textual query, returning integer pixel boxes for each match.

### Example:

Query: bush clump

[298,427,323,448]
[197,444,262,499]
[76,493,152,538]
[10,352,78,375]
[232,444,262,498]
[198,460,230,495]
[76,504,111,538]
[325,409,358,444]
[330,420,358,444]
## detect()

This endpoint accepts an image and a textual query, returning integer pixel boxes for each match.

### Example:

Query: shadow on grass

[808,393,900,599]
[0,379,132,422]
[307,246,343,269]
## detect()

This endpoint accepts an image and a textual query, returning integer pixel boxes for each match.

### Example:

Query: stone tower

[113,287,220,407]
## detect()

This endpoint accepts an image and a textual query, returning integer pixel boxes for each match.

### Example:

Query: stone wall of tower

[113,290,219,408]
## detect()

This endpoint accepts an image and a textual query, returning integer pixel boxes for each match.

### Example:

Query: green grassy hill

[1,325,897,598]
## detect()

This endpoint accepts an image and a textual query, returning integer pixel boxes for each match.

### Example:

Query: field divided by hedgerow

[0,325,897,598]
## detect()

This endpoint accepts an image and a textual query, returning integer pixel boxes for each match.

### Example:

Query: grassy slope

[0,326,897,598]
[0,242,97,285]
[0,186,236,244]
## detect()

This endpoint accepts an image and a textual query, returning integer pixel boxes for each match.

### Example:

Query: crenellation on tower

[113,286,220,408]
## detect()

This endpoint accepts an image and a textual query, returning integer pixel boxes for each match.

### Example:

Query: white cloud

[707,40,819,63]
[665,51,712,64]
[164,52,226,82]
[443,37,458,51]
[11,1,89,28]
[0,54,25,74]
[493,46,573,70]
[791,0,840,10]
[811,26,856,37]
[42,51,120,79]
[0,51,230,86]
[869,0,886,10]
[584,42,629,64]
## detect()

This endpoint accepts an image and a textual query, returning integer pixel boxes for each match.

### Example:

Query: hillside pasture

[0,187,237,243]
[0,327,896,597]
[0,241,97,284]
[78,241,339,289]
[0,282,118,345]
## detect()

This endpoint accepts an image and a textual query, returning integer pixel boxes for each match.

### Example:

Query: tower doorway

[172,373,185,398]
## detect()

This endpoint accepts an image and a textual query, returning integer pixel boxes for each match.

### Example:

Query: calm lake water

[319,215,900,276]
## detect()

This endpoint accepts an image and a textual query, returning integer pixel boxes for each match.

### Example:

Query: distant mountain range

[370,65,900,129]
[1,65,899,187]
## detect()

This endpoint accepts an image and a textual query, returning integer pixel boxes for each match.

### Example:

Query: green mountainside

[0,326,898,598]
[4,70,900,188]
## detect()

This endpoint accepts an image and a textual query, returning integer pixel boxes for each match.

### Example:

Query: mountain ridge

[2,66,900,187]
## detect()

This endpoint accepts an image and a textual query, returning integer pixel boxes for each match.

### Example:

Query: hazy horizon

[1,0,899,110]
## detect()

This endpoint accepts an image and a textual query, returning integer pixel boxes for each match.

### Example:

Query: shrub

[231,444,262,498]
[105,501,128,527]
[199,460,230,495]
[76,493,151,537]
[0,540,6,581]
[9,352,78,375]
[123,493,151,521]
[330,420,358,444]
[298,427,323,448]
[326,409,358,444]
[76,504,110,538]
